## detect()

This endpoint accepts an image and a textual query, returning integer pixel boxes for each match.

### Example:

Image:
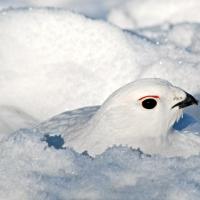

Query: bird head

[90,78,198,144]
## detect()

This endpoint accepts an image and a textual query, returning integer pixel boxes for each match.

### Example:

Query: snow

[0,7,141,123]
[0,0,200,199]
[137,23,200,53]
[2,0,200,28]
[2,128,200,200]
[1,7,200,128]
[0,104,199,199]
[107,0,200,29]
[0,0,125,19]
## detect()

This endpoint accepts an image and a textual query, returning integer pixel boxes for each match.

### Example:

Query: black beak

[172,93,198,109]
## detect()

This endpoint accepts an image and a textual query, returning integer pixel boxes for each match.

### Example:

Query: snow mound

[0,106,38,138]
[0,7,141,122]
[108,0,200,29]
[0,7,200,130]
[1,128,200,200]
[0,0,124,19]
[137,23,200,52]
[2,0,200,29]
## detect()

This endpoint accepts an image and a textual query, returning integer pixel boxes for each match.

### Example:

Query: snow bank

[0,7,141,123]
[1,128,200,200]
[2,0,200,29]
[108,0,200,29]
[0,7,200,130]
[0,0,125,19]
[137,23,200,52]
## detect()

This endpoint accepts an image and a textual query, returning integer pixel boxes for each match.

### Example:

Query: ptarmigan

[39,78,199,157]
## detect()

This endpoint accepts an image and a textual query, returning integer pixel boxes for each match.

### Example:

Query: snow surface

[2,0,200,27]
[107,0,200,29]
[0,0,126,19]
[0,0,200,199]
[1,7,200,130]
[1,107,200,200]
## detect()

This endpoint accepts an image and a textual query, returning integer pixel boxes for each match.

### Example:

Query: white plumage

[39,78,199,157]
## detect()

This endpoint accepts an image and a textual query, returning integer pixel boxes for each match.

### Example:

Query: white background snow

[0,0,200,199]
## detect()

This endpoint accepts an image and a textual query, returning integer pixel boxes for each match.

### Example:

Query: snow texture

[0,7,200,131]
[1,107,200,200]
[107,0,200,29]
[0,0,200,199]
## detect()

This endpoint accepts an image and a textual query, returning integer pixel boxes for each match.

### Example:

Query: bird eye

[142,98,157,109]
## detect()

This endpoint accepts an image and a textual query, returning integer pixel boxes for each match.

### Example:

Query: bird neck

[86,107,171,145]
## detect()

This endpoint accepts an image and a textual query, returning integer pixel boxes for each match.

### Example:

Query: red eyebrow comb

[139,95,160,100]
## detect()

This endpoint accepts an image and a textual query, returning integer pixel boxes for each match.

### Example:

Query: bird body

[39,78,199,157]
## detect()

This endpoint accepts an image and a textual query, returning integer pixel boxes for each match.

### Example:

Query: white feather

[39,78,199,157]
